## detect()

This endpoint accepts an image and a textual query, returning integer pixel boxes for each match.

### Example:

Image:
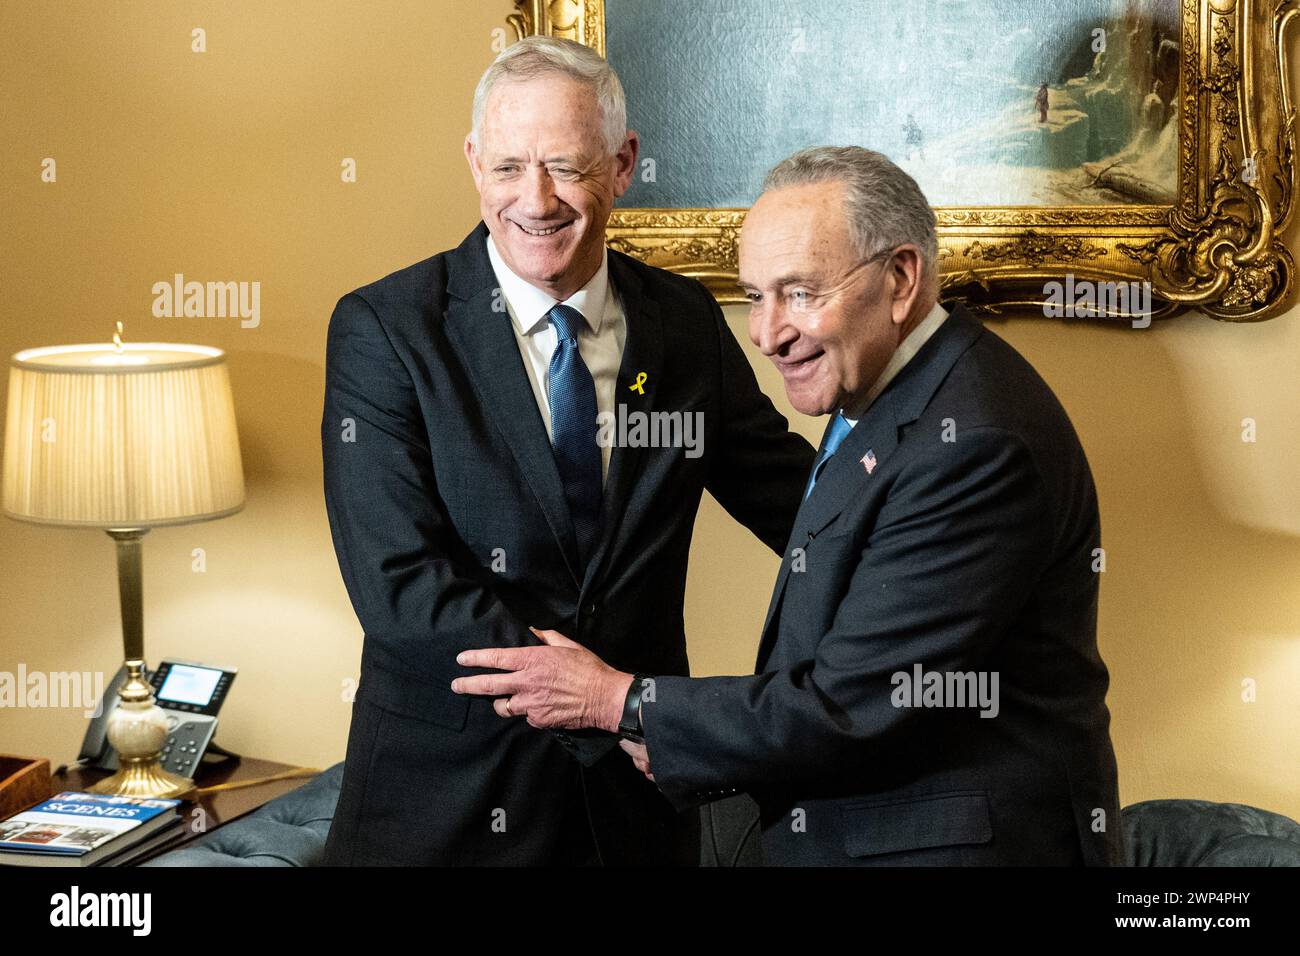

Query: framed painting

[508,0,1298,321]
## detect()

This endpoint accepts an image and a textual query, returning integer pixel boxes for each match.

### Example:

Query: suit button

[586,601,599,617]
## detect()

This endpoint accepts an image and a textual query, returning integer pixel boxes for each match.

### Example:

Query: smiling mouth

[777,350,825,378]
[512,220,573,237]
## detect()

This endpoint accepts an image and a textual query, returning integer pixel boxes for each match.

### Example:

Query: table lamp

[1,325,244,798]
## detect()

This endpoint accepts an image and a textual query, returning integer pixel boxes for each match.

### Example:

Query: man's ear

[464,135,484,190]
[889,245,925,326]
[611,131,640,198]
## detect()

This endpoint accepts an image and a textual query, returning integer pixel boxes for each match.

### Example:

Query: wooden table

[52,756,319,865]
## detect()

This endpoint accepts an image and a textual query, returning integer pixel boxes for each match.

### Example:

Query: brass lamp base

[89,755,194,800]
[88,655,195,800]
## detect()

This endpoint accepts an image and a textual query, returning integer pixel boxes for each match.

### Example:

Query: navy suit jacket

[641,305,1125,866]
[320,223,814,864]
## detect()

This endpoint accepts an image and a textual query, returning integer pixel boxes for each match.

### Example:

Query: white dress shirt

[842,300,950,427]
[486,236,627,481]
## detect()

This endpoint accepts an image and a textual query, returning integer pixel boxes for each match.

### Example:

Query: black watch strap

[619,674,651,742]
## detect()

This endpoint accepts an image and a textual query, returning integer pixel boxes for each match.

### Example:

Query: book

[0,791,183,868]
[99,821,188,867]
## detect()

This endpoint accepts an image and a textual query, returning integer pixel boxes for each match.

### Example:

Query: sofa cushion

[1122,799,1300,866]
[141,762,344,867]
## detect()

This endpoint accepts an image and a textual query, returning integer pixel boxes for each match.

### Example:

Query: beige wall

[1,2,1296,821]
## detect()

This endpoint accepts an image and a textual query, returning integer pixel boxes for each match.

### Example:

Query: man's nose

[516,165,558,217]
[750,301,796,356]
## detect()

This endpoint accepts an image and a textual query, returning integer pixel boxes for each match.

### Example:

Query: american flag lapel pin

[861,448,877,475]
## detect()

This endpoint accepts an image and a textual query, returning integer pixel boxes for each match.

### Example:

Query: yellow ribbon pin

[629,371,647,395]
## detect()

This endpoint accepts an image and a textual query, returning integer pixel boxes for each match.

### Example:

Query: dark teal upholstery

[141,763,343,867]
[1122,799,1300,867]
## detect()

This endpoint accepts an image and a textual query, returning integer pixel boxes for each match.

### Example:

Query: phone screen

[157,664,223,707]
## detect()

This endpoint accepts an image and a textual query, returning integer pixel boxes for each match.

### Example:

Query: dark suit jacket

[319,222,815,865]
[641,305,1125,866]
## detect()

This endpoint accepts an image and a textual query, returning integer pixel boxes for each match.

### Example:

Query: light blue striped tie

[546,304,602,561]
[804,412,853,500]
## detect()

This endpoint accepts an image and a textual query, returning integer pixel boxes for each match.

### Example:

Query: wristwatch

[618,674,653,743]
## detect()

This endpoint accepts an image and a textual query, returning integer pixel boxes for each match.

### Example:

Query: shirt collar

[842,300,949,426]
[486,234,609,337]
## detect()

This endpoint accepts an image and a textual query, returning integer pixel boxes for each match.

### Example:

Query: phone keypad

[159,717,214,774]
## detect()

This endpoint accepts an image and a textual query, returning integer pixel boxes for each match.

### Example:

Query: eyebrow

[492,155,582,165]
[738,273,820,291]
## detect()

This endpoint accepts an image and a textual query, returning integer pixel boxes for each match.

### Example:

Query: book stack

[0,791,185,867]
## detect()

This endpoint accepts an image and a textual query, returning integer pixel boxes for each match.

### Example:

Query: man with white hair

[320,37,814,864]
[456,146,1125,866]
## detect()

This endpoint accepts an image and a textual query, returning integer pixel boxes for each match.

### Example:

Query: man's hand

[620,739,654,781]
[451,627,632,732]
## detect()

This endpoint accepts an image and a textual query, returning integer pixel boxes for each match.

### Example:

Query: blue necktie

[546,304,602,561]
[804,412,853,500]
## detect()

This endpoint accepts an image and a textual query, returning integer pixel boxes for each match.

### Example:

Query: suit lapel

[794,391,903,541]
[443,223,583,585]
[754,396,898,651]
[581,251,664,593]
[753,305,986,671]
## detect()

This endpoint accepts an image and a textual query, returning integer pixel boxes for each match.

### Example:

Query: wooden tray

[0,755,52,820]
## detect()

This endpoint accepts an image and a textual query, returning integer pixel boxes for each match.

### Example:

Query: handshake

[450,627,654,779]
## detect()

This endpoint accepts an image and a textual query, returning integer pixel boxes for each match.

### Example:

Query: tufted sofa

[141,761,1300,866]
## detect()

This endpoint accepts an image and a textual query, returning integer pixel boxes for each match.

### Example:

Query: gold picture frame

[509,0,1297,321]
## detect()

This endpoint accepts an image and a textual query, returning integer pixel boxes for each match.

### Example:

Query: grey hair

[469,35,627,155]
[762,146,939,283]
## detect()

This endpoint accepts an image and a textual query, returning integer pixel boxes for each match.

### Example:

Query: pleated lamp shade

[2,342,244,528]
